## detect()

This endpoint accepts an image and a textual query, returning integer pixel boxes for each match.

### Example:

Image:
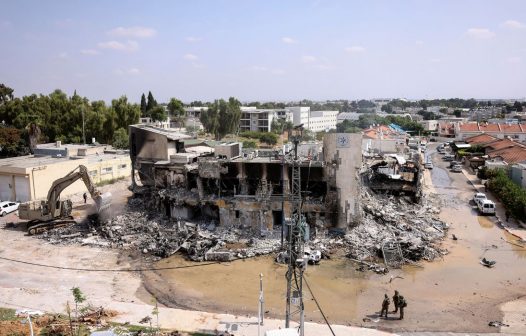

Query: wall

[0,174,30,202]
[510,164,526,189]
[129,126,171,161]
[86,156,131,184]
[362,138,399,154]
[323,133,363,229]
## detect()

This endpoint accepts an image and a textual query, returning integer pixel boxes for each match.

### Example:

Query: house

[464,133,498,146]
[362,125,407,154]
[419,120,439,132]
[456,123,526,141]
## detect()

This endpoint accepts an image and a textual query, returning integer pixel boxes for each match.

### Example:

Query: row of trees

[0,85,141,154]
[336,114,424,134]
[484,169,526,220]
[199,98,241,140]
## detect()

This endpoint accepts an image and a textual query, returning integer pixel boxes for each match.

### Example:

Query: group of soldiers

[380,290,407,320]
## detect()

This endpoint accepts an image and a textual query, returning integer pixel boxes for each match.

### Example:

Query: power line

[0,256,222,272]
[302,274,336,336]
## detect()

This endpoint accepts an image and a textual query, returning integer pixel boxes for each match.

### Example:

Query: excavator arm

[46,165,112,215]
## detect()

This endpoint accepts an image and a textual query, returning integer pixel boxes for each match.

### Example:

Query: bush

[239,131,278,146]
[242,140,257,148]
[488,169,526,220]
[259,133,278,145]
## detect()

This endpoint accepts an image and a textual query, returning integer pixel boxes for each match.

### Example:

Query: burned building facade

[129,125,362,234]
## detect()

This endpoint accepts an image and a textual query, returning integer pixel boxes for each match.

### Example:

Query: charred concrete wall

[323,133,363,228]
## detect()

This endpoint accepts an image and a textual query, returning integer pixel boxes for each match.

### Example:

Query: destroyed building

[129,125,363,233]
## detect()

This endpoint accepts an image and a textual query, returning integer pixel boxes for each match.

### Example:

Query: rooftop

[459,123,526,133]
[464,133,498,145]
[131,124,192,141]
[488,146,526,164]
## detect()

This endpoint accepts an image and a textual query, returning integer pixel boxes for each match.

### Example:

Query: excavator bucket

[95,192,112,212]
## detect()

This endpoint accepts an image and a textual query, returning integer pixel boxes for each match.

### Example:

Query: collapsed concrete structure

[129,125,363,234]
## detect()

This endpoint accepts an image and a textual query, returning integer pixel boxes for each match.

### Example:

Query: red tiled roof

[484,138,525,151]
[488,146,526,164]
[459,123,526,133]
[465,133,498,145]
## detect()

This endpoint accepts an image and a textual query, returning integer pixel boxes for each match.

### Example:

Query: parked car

[429,138,437,142]
[451,164,462,172]
[477,199,496,215]
[443,154,455,161]
[449,160,460,168]
[473,192,487,205]
[425,161,434,169]
[0,201,19,216]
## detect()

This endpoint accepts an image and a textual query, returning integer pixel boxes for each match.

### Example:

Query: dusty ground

[140,144,526,334]
[0,179,393,336]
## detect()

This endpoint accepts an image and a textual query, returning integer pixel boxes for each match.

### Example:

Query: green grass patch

[95,176,127,187]
[0,307,16,321]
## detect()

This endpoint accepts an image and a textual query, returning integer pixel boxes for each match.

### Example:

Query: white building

[288,107,338,132]
[419,120,439,132]
[239,107,293,133]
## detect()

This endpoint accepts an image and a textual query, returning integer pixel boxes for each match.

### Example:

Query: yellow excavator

[18,165,112,235]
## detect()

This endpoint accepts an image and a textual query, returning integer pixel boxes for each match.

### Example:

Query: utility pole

[26,313,34,336]
[81,105,86,145]
[258,273,264,336]
[285,126,306,336]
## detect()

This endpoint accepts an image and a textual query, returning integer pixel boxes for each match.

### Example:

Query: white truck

[477,199,496,215]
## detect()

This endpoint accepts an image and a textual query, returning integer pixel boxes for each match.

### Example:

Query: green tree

[112,128,129,149]
[103,108,117,144]
[71,286,86,336]
[271,118,293,134]
[200,98,241,140]
[150,105,167,122]
[140,93,147,116]
[0,84,14,105]
[167,98,185,128]
[112,96,140,130]
[146,91,157,115]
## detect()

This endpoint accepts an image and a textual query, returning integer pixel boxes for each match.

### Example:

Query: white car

[473,192,487,205]
[424,162,433,169]
[0,201,19,216]
[477,199,496,215]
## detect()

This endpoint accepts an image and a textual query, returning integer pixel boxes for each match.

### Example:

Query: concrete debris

[40,198,281,261]
[344,189,448,269]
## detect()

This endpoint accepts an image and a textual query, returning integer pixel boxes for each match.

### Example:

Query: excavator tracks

[27,217,77,236]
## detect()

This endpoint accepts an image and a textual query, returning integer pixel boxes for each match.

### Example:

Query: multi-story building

[288,107,338,132]
[238,106,294,133]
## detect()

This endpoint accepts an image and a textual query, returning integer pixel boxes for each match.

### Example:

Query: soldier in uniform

[398,295,407,320]
[380,294,390,318]
[392,290,400,313]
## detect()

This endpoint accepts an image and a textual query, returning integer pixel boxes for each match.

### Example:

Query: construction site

[1,125,526,335]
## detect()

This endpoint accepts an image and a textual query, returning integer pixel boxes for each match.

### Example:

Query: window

[102,167,113,174]
[89,170,98,176]
[119,164,127,169]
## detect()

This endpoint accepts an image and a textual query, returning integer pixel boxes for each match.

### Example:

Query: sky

[1,0,525,103]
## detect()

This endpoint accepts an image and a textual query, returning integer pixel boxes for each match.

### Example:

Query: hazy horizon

[1,0,525,103]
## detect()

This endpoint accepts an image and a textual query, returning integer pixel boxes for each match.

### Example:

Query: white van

[477,199,496,215]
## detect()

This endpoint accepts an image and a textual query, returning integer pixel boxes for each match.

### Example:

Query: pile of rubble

[344,190,448,268]
[41,198,281,262]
